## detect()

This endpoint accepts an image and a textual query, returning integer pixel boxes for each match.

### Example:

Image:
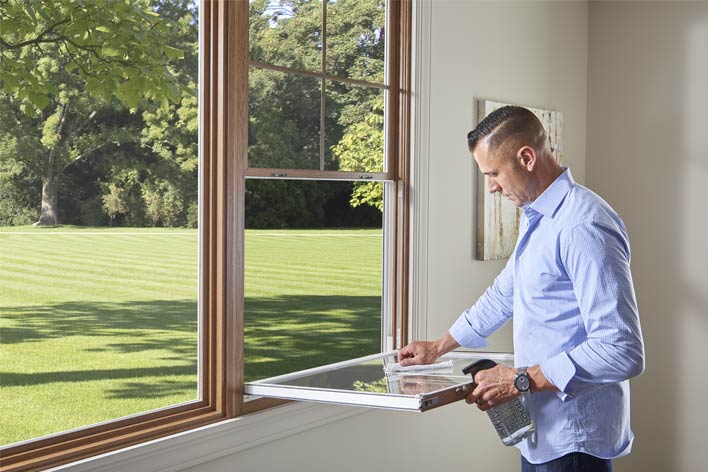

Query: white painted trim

[409,0,433,342]
[48,402,364,472]
[244,385,423,411]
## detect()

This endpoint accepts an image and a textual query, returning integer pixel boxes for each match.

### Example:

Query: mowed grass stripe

[245,242,381,292]
[0,232,198,244]
[245,264,382,281]
[1,234,197,256]
[9,238,198,263]
[0,259,198,288]
[2,245,197,273]
[0,256,198,283]
[0,271,197,301]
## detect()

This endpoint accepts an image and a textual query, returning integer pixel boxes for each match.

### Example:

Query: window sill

[49,402,364,472]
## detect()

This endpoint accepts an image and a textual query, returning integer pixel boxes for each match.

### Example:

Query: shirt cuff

[449,309,489,349]
[540,351,577,402]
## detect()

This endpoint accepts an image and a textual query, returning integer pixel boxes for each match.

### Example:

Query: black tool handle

[462,359,498,382]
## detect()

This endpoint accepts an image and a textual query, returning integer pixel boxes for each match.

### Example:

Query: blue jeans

[521,452,613,472]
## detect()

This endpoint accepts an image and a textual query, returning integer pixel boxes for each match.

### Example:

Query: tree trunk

[35,176,59,226]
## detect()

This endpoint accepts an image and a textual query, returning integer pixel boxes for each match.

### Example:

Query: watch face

[515,375,531,392]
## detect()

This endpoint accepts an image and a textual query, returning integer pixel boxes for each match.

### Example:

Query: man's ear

[517,146,536,171]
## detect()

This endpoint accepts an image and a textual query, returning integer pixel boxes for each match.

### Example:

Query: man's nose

[488,178,500,193]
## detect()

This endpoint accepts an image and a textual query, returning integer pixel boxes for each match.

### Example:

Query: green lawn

[0,226,382,445]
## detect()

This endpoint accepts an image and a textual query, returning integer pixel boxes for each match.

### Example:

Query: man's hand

[465,363,518,411]
[397,341,440,366]
[464,364,558,411]
[397,332,460,366]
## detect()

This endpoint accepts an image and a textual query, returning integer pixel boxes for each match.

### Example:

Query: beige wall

[587,2,708,471]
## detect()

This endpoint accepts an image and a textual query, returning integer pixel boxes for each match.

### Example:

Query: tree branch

[61,142,111,173]
[0,18,71,50]
[68,110,97,142]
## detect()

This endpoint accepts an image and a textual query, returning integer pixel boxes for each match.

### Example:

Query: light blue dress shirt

[450,169,645,464]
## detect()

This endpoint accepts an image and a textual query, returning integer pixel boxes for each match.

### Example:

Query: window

[244,0,397,386]
[0,1,411,470]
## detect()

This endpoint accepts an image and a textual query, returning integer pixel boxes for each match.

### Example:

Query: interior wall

[586,2,708,471]
[424,0,589,348]
[180,2,589,471]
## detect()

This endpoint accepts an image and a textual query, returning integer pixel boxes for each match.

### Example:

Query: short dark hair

[467,105,546,153]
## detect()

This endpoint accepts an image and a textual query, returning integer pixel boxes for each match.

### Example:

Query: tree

[101,182,126,225]
[0,0,184,225]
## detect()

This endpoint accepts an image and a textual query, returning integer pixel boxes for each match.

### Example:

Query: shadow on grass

[2,295,381,390]
[1,299,198,356]
[1,365,198,400]
[244,295,381,381]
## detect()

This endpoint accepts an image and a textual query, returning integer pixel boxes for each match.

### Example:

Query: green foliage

[332,97,385,210]
[142,180,184,227]
[0,0,184,115]
[353,378,388,393]
[246,180,329,228]
[101,183,127,223]
[185,202,199,229]
[77,196,106,226]
[0,158,40,226]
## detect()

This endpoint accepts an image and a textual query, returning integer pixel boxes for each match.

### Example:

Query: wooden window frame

[0,1,411,470]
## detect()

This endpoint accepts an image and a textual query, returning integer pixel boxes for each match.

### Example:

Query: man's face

[473,142,533,207]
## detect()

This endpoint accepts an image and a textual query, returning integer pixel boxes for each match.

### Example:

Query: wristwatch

[514,367,531,396]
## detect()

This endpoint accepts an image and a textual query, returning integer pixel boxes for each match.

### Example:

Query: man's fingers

[399,357,418,367]
[397,343,416,361]
[472,384,484,399]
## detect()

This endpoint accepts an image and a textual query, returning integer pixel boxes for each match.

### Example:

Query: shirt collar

[526,167,574,218]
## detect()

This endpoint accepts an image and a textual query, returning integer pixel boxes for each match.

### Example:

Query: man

[398,106,645,471]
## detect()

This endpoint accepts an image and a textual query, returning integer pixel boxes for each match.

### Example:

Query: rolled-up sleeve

[449,257,515,348]
[542,221,645,399]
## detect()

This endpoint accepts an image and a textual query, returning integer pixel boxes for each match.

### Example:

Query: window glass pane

[249,0,323,73]
[326,0,386,82]
[249,67,321,169]
[0,2,199,446]
[244,179,383,381]
[325,81,385,172]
